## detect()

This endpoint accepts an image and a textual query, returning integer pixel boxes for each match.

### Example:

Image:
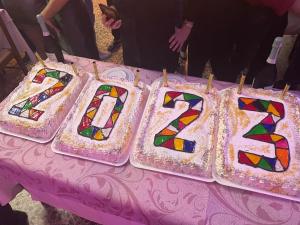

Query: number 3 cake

[215,87,300,199]
[0,62,87,142]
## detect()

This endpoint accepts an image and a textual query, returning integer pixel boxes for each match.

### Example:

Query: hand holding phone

[100,4,122,30]
[99,4,120,20]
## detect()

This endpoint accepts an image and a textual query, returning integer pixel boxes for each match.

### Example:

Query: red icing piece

[246,134,273,143]
[271,101,284,118]
[242,104,257,111]
[181,108,199,118]
[162,139,175,149]
[261,115,274,125]
[29,109,44,121]
[79,116,92,131]
[96,90,107,96]
[167,91,182,99]
[29,95,39,105]
[238,152,254,165]
[33,74,45,83]
[104,117,113,128]
[275,139,289,149]
[90,98,102,108]
[51,86,64,95]
[178,121,186,130]
[115,87,127,96]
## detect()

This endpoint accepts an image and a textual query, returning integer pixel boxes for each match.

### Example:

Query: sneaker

[107,39,122,53]
[98,51,112,60]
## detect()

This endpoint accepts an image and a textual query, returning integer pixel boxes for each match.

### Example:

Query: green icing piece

[46,71,60,79]
[99,85,112,92]
[154,135,173,146]
[258,158,272,171]
[22,101,32,111]
[183,93,199,101]
[246,124,267,136]
[171,119,179,129]
[115,104,123,112]
[260,100,270,110]
[79,127,93,137]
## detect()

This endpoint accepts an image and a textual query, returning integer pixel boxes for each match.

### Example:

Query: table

[1,55,300,225]
[0,9,35,63]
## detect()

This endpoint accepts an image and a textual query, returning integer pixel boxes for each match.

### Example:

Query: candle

[163,68,168,87]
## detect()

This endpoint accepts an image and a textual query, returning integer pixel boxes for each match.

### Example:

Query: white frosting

[0,62,84,129]
[56,78,148,162]
[222,87,300,188]
[133,79,219,178]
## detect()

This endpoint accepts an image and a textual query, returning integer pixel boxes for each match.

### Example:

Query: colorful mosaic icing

[8,69,73,121]
[154,91,203,153]
[238,97,290,172]
[77,85,128,141]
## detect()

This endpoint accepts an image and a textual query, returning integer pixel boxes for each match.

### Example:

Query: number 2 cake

[131,78,220,181]
[0,62,88,141]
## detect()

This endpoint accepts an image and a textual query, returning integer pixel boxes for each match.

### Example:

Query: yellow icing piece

[38,69,47,75]
[94,130,104,140]
[271,134,283,142]
[52,81,64,89]
[180,115,198,125]
[87,109,96,119]
[112,112,119,124]
[164,94,172,105]
[267,104,280,117]
[245,153,261,165]
[110,87,118,98]
[174,138,184,151]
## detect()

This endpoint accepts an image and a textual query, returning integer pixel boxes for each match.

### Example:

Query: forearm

[291,0,300,14]
[41,0,70,19]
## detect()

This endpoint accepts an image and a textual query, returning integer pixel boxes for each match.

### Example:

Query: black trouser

[188,0,245,81]
[245,13,288,84]
[58,0,99,59]
[0,204,15,225]
[188,0,285,82]
[284,37,300,85]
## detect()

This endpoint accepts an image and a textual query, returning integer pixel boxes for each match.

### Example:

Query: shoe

[107,39,122,53]
[98,51,112,60]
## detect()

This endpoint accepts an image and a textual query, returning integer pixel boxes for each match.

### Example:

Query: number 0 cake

[131,78,220,181]
[52,77,149,166]
[0,62,87,141]
[215,87,300,199]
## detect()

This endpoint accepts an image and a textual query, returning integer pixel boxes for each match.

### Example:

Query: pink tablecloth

[0,56,300,225]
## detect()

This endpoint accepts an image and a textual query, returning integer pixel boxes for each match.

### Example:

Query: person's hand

[169,21,193,52]
[101,14,122,30]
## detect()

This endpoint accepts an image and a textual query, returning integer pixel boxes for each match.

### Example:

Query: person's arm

[40,0,70,19]
[169,0,195,52]
[291,0,300,14]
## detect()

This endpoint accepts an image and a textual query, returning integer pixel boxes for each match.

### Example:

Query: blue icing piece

[8,106,21,116]
[183,140,196,153]
[262,123,275,133]
[238,99,245,109]
[38,93,49,103]
[188,99,200,108]
[264,156,277,170]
